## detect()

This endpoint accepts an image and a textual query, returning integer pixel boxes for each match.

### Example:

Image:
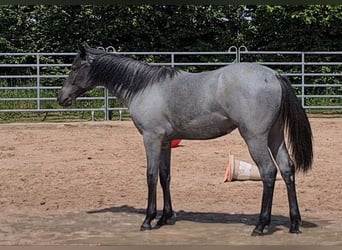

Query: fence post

[238,46,248,63]
[104,46,117,120]
[228,46,238,63]
[171,52,175,68]
[104,87,109,120]
[36,53,41,111]
[301,52,305,109]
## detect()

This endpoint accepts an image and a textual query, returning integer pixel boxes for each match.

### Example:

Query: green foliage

[1,5,340,53]
[0,5,341,121]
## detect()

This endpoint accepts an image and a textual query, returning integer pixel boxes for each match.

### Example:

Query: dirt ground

[0,117,341,245]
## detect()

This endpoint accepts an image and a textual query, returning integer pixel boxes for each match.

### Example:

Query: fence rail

[1,49,341,120]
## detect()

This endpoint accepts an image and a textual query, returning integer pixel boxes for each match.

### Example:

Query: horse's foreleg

[243,134,278,236]
[140,134,162,231]
[156,142,175,227]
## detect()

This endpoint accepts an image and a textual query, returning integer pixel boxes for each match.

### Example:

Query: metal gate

[1,49,341,121]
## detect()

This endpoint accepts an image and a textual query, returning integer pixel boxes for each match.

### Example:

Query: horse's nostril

[57,92,70,107]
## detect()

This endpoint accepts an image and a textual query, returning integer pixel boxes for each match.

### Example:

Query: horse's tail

[277,74,313,172]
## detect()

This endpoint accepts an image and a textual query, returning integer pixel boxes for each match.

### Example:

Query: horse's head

[58,42,103,107]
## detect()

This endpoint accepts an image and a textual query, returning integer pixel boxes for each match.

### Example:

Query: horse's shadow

[87,205,317,235]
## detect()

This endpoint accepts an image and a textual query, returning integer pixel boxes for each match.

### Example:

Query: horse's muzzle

[57,91,72,107]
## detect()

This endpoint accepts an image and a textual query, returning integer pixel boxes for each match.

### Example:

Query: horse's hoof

[289,222,302,234]
[156,212,177,227]
[140,223,152,231]
[289,227,302,234]
[166,217,176,225]
[251,228,264,236]
[157,217,176,227]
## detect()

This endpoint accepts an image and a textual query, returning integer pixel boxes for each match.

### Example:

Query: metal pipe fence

[0,48,341,120]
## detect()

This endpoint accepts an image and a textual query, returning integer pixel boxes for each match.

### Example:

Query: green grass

[0,78,341,123]
[0,81,129,122]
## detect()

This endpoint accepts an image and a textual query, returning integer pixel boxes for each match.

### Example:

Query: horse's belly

[174,116,237,140]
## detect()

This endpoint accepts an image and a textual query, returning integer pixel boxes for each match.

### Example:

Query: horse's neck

[91,57,133,106]
[93,55,179,107]
[103,82,131,107]
[97,59,145,106]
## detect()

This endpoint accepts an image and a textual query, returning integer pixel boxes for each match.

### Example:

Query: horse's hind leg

[269,123,301,233]
[240,129,278,236]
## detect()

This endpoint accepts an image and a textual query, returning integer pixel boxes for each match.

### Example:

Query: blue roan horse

[58,43,313,236]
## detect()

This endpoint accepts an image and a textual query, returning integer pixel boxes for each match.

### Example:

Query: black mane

[89,52,179,100]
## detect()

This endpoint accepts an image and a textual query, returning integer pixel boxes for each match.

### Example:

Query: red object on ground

[171,140,182,148]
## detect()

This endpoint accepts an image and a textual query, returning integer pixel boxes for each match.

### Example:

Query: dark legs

[242,134,278,236]
[140,121,301,234]
[140,134,160,230]
[156,142,175,227]
[241,116,303,235]
[246,121,302,235]
[271,140,302,233]
[140,134,174,231]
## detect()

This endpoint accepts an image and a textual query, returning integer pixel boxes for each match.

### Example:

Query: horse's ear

[82,41,90,49]
[78,42,95,63]
[78,42,87,59]
[78,42,100,64]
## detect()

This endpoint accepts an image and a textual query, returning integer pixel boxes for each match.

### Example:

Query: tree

[0,5,341,53]
[242,5,342,51]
